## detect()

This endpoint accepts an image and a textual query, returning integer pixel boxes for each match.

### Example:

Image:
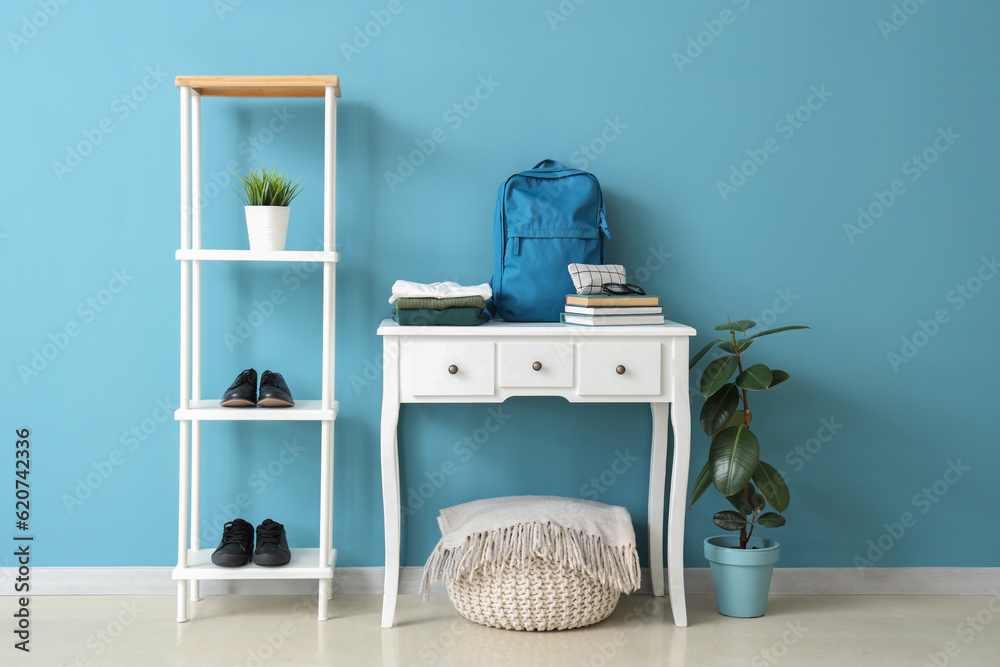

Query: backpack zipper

[599,208,611,239]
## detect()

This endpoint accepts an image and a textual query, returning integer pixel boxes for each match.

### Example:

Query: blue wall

[3,1,997,571]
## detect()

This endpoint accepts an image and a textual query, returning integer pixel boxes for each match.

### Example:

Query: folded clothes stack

[389,280,493,326]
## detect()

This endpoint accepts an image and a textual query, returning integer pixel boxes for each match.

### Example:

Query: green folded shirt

[392,307,489,326]
[394,296,487,311]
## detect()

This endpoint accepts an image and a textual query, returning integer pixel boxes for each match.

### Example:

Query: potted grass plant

[234,164,304,251]
[688,319,809,617]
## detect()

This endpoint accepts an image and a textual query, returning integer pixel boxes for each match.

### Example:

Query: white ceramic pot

[245,206,290,251]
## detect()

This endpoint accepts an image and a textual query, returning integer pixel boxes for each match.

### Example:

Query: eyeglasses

[601,283,646,295]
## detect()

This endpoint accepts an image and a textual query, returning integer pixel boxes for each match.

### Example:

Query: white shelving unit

[172,75,341,622]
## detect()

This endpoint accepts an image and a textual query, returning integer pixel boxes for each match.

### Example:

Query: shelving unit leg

[177,581,188,623]
[318,421,333,620]
[189,91,203,604]
[177,420,190,623]
[324,86,337,249]
[318,82,338,622]
[189,421,201,602]
[318,579,330,620]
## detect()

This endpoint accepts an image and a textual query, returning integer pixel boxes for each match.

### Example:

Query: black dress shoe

[253,519,291,566]
[221,369,257,407]
[211,519,254,566]
[257,370,294,407]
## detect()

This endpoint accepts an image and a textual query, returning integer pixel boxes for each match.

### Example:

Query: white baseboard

[2,567,997,597]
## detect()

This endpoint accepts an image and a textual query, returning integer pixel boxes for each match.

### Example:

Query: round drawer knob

[616,365,626,375]
[532,361,542,371]
[448,365,458,375]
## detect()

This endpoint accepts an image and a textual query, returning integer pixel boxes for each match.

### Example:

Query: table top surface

[377,319,696,337]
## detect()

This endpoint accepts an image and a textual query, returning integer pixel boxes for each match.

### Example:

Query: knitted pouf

[424,496,641,632]
[446,556,621,631]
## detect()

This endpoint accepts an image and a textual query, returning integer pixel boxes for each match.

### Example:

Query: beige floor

[18,593,1000,666]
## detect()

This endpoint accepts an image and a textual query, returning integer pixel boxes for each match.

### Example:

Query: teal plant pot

[703,535,780,618]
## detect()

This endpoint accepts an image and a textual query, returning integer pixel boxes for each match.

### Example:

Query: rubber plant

[688,319,809,548]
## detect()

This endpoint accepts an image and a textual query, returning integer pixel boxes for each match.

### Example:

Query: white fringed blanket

[421,496,641,595]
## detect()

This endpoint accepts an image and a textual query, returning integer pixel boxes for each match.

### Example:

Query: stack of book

[560,293,664,326]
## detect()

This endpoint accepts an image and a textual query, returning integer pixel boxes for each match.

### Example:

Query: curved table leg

[381,338,402,629]
[668,391,691,627]
[648,402,669,598]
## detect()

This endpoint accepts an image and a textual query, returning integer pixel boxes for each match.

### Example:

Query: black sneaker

[253,519,291,566]
[221,369,257,407]
[257,370,294,407]
[211,519,254,566]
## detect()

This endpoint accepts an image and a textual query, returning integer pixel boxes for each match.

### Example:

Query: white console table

[377,319,696,628]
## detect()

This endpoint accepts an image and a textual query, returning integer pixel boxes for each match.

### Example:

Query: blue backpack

[489,160,611,321]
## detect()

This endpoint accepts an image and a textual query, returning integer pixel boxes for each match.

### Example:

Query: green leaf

[700,356,738,398]
[725,482,760,514]
[745,325,810,341]
[736,364,773,391]
[715,320,756,333]
[722,407,750,430]
[768,370,790,388]
[689,339,722,369]
[726,491,754,515]
[709,426,760,496]
[235,164,304,207]
[713,510,750,531]
[689,461,712,508]
[756,512,786,528]
[753,460,790,513]
[719,339,753,355]
[700,383,740,436]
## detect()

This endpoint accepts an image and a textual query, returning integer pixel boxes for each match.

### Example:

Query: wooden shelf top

[175,75,340,98]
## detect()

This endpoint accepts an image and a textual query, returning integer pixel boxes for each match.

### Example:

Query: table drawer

[579,342,661,396]
[498,342,574,388]
[401,341,495,397]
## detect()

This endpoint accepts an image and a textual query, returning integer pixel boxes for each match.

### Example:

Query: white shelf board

[175,399,338,421]
[173,548,337,581]
[175,249,339,263]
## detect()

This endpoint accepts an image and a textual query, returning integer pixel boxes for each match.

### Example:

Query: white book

[564,304,663,316]
[561,313,666,326]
